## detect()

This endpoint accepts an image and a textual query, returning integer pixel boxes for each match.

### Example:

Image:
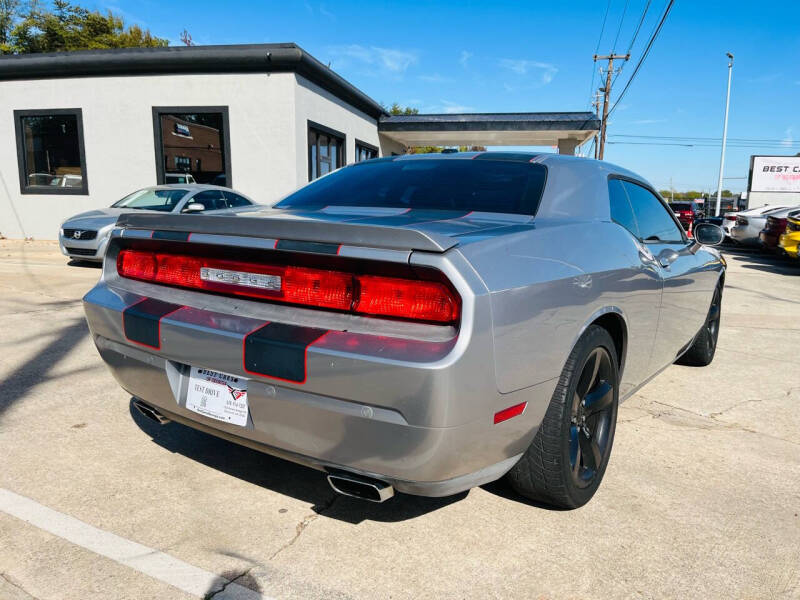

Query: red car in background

[669,201,704,230]
[759,214,790,251]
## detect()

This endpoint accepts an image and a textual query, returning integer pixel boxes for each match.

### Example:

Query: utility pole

[591,91,603,159]
[714,52,734,217]
[594,53,629,160]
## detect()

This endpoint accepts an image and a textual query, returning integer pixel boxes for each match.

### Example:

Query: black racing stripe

[152,230,191,241]
[472,152,539,162]
[244,323,327,383]
[123,298,182,349]
[274,239,340,254]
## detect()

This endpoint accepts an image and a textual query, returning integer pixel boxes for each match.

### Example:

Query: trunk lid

[116,206,534,253]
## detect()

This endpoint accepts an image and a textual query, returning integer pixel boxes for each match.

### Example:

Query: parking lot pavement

[0,239,798,600]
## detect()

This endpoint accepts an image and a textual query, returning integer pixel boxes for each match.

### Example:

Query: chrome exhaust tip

[327,472,394,503]
[132,399,171,425]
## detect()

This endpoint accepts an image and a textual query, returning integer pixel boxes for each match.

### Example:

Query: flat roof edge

[0,43,386,119]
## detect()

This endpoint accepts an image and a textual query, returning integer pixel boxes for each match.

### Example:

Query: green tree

[386,102,419,116]
[4,0,167,54]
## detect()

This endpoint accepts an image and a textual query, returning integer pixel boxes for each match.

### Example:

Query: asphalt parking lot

[0,239,798,600]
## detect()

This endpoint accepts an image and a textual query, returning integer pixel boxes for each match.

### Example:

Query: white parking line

[0,488,270,600]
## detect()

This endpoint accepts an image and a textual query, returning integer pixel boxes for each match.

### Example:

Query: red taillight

[117,249,459,323]
[356,275,458,323]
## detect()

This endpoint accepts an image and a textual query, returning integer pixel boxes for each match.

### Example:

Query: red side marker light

[494,402,527,424]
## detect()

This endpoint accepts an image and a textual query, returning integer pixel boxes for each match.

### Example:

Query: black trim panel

[123,298,182,349]
[243,323,327,383]
[151,230,191,241]
[275,239,340,254]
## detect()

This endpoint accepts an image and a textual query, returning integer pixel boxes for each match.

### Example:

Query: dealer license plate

[186,367,249,426]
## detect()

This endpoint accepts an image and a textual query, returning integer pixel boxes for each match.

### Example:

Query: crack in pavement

[0,572,40,600]
[629,398,800,447]
[269,494,340,561]
[204,566,255,600]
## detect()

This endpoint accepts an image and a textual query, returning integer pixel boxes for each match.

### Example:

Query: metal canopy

[378,112,600,148]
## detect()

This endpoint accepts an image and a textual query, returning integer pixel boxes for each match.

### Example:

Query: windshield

[112,188,188,212]
[276,159,548,215]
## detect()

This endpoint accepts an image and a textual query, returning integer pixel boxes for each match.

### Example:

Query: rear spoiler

[115,212,458,253]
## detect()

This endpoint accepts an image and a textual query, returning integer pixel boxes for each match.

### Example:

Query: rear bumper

[83,279,552,496]
[759,231,781,249]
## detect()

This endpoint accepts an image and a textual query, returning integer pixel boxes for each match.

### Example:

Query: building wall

[292,75,380,190]
[748,191,800,207]
[0,72,299,239]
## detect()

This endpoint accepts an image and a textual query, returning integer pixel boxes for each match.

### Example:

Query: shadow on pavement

[67,259,102,269]
[0,316,89,420]
[130,400,467,524]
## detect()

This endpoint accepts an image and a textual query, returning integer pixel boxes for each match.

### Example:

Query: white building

[0,43,599,239]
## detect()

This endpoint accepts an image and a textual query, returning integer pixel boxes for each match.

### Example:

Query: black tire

[676,284,722,367]
[506,325,619,509]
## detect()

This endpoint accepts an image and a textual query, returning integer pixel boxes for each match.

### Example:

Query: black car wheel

[506,325,619,509]
[676,284,722,367]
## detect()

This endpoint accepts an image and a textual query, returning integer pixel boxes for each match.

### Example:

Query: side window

[608,178,639,238]
[191,190,225,211]
[223,191,251,208]
[622,181,684,242]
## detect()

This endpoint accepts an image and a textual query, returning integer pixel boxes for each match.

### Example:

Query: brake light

[116,249,459,323]
[736,217,748,226]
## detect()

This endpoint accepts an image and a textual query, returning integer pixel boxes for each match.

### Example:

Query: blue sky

[98,0,800,193]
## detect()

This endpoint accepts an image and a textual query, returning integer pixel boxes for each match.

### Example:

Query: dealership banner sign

[750,155,800,193]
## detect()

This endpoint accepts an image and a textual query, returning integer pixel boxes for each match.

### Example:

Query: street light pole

[715,52,734,216]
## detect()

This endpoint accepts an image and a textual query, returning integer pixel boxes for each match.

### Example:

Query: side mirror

[183,202,205,213]
[693,223,724,246]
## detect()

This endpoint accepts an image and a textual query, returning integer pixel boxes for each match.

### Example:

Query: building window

[153,107,231,187]
[308,121,345,181]
[355,140,378,162]
[14,109,88,195]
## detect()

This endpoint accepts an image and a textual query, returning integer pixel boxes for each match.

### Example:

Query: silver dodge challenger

[83,152,726,508]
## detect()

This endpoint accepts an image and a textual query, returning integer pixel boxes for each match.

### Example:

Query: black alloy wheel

[569,347,615,488]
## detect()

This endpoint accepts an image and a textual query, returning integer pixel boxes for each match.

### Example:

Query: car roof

[149,184,237,193]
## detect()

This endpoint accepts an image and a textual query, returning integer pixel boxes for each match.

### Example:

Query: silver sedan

[83,153,725,509]
[59,184,261,262]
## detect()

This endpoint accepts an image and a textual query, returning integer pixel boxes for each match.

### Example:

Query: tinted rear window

[276,159,547,215]
[669,203,692,210]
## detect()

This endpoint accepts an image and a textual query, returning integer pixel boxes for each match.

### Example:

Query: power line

[611,0,630,52]
[625,0,652,55]
[609,0,652,89]
[608,141,800,149]
[607,0,674,118]
[587,0,613,107]
[612,134,799,143]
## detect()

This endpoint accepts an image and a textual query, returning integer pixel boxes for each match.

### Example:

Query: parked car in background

[723,205,786,239]
[730,205,800,246]
[59,185,260,262]
[50,174,83,188]
[668,201,704,230]
[165,173,197,184]
[778,212,800,259]
[759,210,797,252]
[83,152,726,509]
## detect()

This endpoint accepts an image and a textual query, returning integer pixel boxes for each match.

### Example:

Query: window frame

[355,139,379,162]
[308,120,346,181]
[152,106,232,187]
[14,108,89,195]
[608,174,688,244]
